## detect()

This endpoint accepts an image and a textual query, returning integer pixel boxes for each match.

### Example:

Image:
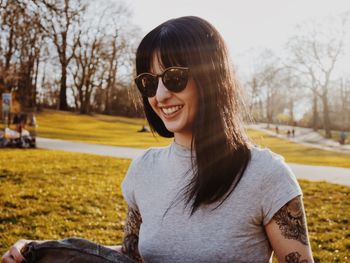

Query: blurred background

[1,1,350,262]
[1,0,350,137]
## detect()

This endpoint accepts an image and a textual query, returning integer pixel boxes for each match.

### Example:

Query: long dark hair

[135,16,251,214]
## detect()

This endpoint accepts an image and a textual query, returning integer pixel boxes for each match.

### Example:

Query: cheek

[148,98,158,114]
[187,85,199,119]
[189,97,199,123]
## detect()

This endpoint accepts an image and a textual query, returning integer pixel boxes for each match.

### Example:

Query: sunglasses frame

[135,66,190,97]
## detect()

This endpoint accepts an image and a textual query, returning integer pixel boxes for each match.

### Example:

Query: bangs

[136,21,196,74]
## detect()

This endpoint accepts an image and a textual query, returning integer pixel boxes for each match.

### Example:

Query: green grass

[0,149,349,261]
[0,149,128,249]
[249,129,350,168]
[35,109,172,148]
[32,110,350,168]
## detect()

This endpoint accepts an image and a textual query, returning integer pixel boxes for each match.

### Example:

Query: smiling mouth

[160,105,184,116]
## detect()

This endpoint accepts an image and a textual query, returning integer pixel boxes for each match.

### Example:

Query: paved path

[249,123,350,154]
[37,137,350,187]
[37,137,144,159]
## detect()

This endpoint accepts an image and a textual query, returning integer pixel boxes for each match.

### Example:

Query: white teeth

[161,105,183,115]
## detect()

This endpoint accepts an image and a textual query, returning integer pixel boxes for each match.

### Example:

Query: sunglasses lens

[135,67,189,97]
[135,74,158,97]
[163,68,188,92]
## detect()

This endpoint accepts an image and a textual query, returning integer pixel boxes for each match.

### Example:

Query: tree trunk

[321,91,332,138]
[266,85,272,128]
[5,18,15,70]
[32,55,40,110]
[312,92,318,131]
[289,99,294,125]
[104,86,110,114]
[59,64,68,110]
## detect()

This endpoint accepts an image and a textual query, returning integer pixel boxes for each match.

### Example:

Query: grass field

[33,110,350,168]
[0,149,349,262]
[35,110,171,148]
[249,129,350,168]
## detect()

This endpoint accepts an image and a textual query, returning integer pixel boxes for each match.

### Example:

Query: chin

[164,125,183,133]
[164,122,191,135]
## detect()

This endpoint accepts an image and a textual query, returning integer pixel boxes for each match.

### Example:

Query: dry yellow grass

[0,149,349,261]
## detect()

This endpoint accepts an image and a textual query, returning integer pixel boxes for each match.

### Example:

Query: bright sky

[124,0,350,75]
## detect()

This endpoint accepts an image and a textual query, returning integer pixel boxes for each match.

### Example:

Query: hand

[104,245,123,253]
[1,240,28,263]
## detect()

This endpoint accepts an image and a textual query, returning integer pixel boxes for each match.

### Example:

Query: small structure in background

[138,125,150,133]
[339,131,347,145]
[0,90,37,148]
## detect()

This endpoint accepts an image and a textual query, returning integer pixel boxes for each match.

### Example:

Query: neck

[174,132,193,148]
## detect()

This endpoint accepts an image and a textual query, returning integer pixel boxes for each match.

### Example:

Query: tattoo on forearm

[273,196,309,245]
[122,206,143,262]
[285,251,308,263]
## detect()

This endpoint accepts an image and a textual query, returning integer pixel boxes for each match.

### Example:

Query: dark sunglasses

[134,66,189,97]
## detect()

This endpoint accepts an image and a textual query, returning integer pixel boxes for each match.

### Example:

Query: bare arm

[265,196,314,263]
[120,206,143,263]
[1,240,49,263]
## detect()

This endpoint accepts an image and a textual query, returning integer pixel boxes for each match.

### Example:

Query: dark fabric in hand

[21,237,135,263]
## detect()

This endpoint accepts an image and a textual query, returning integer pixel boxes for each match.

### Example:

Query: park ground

[1,109,350,262]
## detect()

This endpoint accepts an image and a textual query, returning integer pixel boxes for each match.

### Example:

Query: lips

[160,105,184,117]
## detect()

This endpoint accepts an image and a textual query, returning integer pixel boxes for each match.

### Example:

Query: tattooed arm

[265,195,314,263]
[121,206,143,263]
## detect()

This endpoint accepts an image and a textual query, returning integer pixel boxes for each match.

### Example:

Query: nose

[155,77,172,102]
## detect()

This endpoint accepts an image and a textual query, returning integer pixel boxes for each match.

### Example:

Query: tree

[71,25,105,114]
[70,3,138,114]
[0,0,45,109]
[1,0,140,116]
[246,49,284,126]
[286,14,349,137]
[36,0,86,110]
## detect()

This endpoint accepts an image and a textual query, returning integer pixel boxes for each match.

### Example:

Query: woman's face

[148,57,198,139]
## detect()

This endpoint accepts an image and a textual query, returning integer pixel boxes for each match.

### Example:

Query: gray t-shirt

[122,141,302,263]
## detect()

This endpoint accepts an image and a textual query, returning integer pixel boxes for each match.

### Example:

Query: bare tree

[333,77,350,130]
[247,49,284,126]
[286,13,349,137]
[35,0,86,110]
[72,25,105,114]
[70,3,140,114]
[0,0,45,109]
[1,0,140,116]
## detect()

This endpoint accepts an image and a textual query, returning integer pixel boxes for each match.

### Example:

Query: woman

[2,16,314,263]
[121,16,314,263]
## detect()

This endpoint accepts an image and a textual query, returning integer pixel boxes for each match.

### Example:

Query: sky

[124,0,350,75]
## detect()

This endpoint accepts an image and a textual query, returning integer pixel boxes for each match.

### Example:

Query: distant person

[137,125,149,133]
[287,130,291,137]
[275,125,279,134]
[292,129,295,137]
[2,16,314,263]
[339,131,347,145]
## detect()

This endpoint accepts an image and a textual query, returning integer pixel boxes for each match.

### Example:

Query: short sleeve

[121,159,139,210]
[261,154,302,225]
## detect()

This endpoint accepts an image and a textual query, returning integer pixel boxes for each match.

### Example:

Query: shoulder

[129,144,172,170]
[246,145,299,188]
[250,145,285,164]
[249,146,290,174]
[122,144,172,209]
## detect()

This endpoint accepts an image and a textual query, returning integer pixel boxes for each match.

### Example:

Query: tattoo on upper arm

[122,206,143,262]
[272,196,309,246]
[285,251,308,263]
